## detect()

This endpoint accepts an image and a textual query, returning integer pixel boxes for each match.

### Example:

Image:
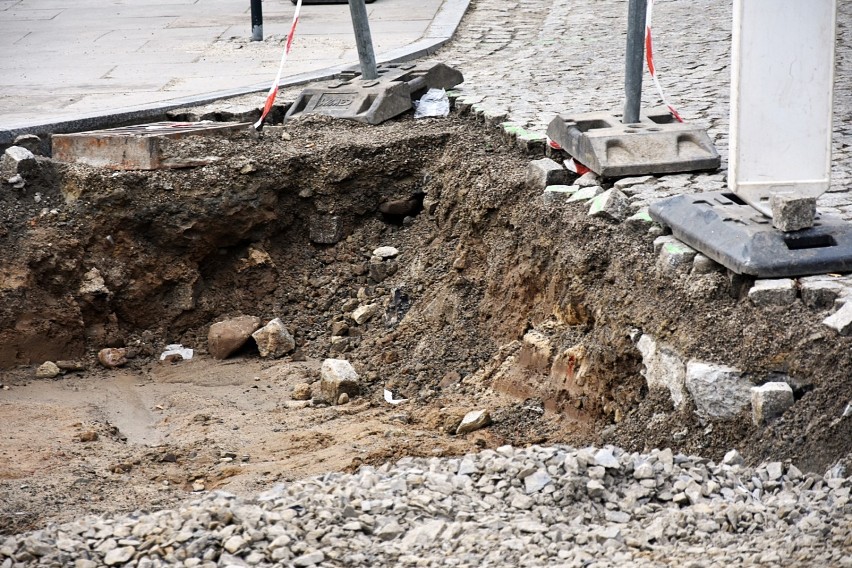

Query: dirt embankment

[1,114,849,534]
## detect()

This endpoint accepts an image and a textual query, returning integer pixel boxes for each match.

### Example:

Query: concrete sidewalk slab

[0,0,470,143]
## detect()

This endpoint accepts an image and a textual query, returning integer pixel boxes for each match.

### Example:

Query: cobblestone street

[439,0,852,217]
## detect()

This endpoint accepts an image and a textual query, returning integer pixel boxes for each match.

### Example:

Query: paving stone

[526,158,569,189]
[588,188,630,221]
[692,253,722,275]
[685,361,752,420]
[653,235,680,254]
[624,208,654,232]
[771,194,816,232]
[575,172,600,188]
[566,186,604,203]
[657,239,698,274]
[12,134,45,156]
[799,276,848,309]
[823,302,852,335]
[751,382,795,425]
[542,184,577,205]
[613,176,655,190]
[748,278,798,307]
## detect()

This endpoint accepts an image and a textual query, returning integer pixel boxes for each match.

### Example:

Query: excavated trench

[1,113,851,532]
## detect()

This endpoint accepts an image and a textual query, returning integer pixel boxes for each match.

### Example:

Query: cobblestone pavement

[436,0,852,217]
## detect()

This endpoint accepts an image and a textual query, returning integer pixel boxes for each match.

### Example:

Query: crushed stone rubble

[2,445,850,567]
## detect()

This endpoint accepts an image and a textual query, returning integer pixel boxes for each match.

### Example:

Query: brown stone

[379,198,418,216]
[98,348,128,368]
[56,360,86,371]
[251,318,295,358]
[439,370,461,388]
[78,431,99,442]
[35,361,61,379]
[208,315,261,360]
[292,383,312,401]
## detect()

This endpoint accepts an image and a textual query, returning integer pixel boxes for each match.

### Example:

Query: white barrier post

[729,0,837,218]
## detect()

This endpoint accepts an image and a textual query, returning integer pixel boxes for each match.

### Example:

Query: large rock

[685,361,753,420]
[208,315,261,360]
[251,318,295,358]
[319,359,360,404]
[635,334,687,408]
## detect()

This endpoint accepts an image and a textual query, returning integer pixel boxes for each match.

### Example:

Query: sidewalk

[0,0,468,140]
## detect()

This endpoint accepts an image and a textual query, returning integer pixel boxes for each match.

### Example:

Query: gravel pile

[2,445,850,567]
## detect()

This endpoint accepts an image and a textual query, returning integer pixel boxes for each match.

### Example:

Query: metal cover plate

[546,108,720,178]
[649,191,852,277]
[285,62,463,125]
[52,121,248,170]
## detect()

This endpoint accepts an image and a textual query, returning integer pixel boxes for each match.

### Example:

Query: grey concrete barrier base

[546,108,720,178]
[285,62,463,125]
[650,191,852,277]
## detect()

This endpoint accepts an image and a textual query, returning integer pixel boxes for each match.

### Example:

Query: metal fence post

[251,0,263,41]
[623,0,647,124]
[348,0,378,80]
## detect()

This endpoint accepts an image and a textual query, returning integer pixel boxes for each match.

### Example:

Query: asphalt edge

[0,0,471,146]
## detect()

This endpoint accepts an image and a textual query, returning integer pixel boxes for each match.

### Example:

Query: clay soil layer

[1,115,850,534]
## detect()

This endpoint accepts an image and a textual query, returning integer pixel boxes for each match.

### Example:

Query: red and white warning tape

[645,0,683,122]
[253,0,303,130]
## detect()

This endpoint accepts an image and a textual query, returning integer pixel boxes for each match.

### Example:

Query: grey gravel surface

[2,445,850,567]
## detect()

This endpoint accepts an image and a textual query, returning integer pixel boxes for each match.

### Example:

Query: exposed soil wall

[1,113,850,532]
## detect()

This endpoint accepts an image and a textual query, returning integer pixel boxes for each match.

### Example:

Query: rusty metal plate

[52,121,249,170]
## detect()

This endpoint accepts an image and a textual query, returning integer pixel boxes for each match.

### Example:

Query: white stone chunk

[320,359,359,405]
[685,361,752,420]
[751,382,794,425]
[372,246,399,259]
[748,279,797,307]
[823,302,852,335]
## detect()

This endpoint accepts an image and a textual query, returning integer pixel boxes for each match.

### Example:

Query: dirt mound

[1,113,850,533]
